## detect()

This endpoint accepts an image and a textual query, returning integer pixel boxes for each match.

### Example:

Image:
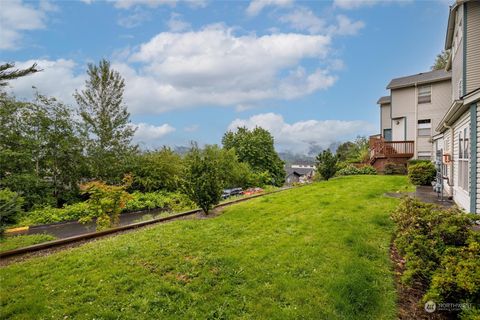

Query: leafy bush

[392,198,474,283]
[423,234,480,319]
[22,202,92,225]
[384,162,407,175]
[125,191,195,213]
[408,162,436,185]
[408,159,432,166]
[392,198,479,319]
[0,188,24,236]
[337,165,377,176]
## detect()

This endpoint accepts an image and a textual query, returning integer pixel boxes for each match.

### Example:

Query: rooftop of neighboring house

[377,96,391,105]
[286,166,315,177]
[386,69,452,90]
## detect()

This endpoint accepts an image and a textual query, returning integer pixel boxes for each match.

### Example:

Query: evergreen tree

[316,149,338,181]
[74,59,137,182]
[0,62,40,87]
[431,50,449,71]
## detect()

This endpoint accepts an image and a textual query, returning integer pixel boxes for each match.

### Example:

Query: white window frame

[458,127,469,192]
[418,85,432,104]
[417,119,432,137]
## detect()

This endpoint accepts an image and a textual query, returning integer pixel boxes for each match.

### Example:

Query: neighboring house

[433,0,480,213]
[370,70,452,171]
[285,165,315,185]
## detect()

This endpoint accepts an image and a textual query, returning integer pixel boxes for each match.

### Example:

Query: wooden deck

[369,137,414,171]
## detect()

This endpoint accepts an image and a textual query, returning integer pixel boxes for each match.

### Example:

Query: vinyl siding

[476,104,480,213]
[452,4,464,100]
[466,1,480,95]
[452,112,471,211]
[380,104,391,132]
[391,87,415,141]
[444,129,454,196]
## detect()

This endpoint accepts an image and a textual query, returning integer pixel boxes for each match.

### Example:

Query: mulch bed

[391,244,449,320]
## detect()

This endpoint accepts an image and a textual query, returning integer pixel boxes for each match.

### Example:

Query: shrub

[423,234,480,311]
[391,198,474,284]
[384,162,407,175]
[0,188,24,236]
[337,165,377,176]
[22,202,92,225]
[408,162,436,185]
[79,175,132,230]
[315,150,338,181]
[408,159,432,166]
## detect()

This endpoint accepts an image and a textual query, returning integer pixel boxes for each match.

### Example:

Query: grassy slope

[0,234,56,253]
[0,176,410,320]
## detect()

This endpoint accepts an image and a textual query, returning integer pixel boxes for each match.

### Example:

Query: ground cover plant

[0,176,410,319]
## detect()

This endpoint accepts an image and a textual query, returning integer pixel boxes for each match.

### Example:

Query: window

[418,85,431,103]
[458,127,469,191]
[418,119,431,136]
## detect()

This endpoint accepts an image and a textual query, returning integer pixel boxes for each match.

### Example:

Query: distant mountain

[279,152,316,165]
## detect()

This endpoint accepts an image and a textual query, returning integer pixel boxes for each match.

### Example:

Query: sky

[0,0,451,154]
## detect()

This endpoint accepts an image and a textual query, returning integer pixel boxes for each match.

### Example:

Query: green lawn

[0,176,410,319]
[0,234,56,253]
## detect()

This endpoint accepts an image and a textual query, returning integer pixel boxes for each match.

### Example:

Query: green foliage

[431,50,449,71]
[0,62,40,87]
[128,148,183,192]
[392,198,474,284]
[222,127,285,186]
[337,165,377,176]
[315,149,338,181]
[408,162,436,185]
[0,93,84,209]
[424,233,480,318]
[20,202,92,226]
[79,175,133,230]
[74,59,137,183]
[407,159,432,166]
[0,188,24,235]
[0,234,56,253]
[336,136,369,163]
[384,162,407,175]
[182,144,223,214]
[125,191,195,213]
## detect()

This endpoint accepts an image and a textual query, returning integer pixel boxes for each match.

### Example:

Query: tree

[336,141,356,162]
[0,92,84,209]
[128,147,183,192]
[431,50,449,71]
[182,144,223,214]
[222,127,285,186]
[0,62,40,87]
[0,188,24,236]
[74,59,137,182]
[316,150,338,181]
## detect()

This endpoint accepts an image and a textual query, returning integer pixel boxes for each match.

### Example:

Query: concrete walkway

[385,185,454,208]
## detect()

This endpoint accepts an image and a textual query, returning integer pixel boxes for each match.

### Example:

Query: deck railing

[369,139,414,159]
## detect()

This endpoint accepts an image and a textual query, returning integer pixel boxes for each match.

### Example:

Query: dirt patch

[391,244,448,320]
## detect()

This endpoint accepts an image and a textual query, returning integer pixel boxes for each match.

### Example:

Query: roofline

[436,100,466,132]
[376,96,391,105]
[387,75,451,90]
[445,1,471,50]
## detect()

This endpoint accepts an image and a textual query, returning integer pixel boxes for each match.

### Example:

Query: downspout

[443,123,454,186]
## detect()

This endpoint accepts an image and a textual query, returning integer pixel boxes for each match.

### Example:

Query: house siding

[452,4,464,100]
[476,103,480,213]
[452,111,471,211]
[380,104,392,133]
[466,1,480,95]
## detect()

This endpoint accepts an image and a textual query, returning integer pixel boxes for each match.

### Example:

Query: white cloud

[0,0,54,50]
[118,9,151,28]
[246,0,293,16]
[228,113,375,154]
[115,24,334,114]
[134,122,175,140]
[331,15,365,35]
[167,13,191,32]
[4,59,85,105]
[110,0,207,9]
[279,7,364,36]
[333,0,411,10]
[279,7,326,34]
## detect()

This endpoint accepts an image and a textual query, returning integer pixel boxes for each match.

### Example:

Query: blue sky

[0,0,450,154]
